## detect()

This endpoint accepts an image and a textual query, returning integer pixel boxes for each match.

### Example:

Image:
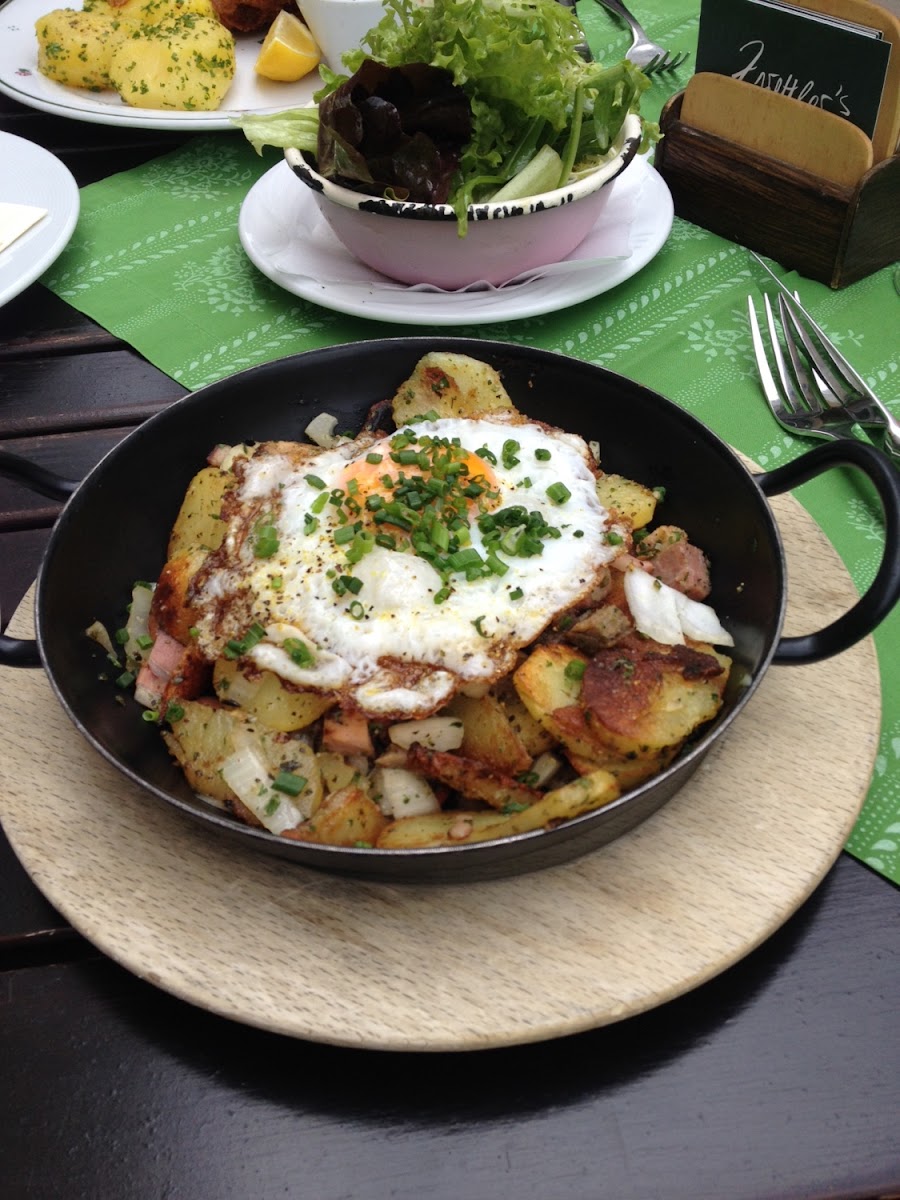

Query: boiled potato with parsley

[35,8,131,89]
[109,13,235,109]
[84,0,217,19]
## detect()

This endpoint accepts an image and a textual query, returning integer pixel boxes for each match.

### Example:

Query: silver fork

[748,294,900,465]
[591,0,690,73]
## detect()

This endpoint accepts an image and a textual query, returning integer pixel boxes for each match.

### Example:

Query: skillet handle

[0,449,79,501]
[0,450,79,669]
[755,439,900,664]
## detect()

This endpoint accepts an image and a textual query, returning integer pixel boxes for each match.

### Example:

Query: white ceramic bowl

[296,0,387,70]
[285,111,643,289]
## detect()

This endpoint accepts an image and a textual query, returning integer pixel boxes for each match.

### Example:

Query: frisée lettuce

[235,0,656,231]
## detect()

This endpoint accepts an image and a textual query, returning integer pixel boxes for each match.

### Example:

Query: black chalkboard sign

[696,0,891,139]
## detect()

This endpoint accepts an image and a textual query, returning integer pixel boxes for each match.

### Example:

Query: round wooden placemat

[0,489,881,1052]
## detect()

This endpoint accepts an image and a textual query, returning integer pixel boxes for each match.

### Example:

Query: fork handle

[755,439,900,664]
[591,0,649,40]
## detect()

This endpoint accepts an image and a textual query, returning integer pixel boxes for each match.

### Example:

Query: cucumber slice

[489,145,565,202]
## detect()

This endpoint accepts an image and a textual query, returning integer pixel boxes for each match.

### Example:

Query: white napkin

[255,168,640,294]
[0,203,48,254]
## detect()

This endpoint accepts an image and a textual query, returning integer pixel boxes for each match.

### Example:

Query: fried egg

[192,414,623,719]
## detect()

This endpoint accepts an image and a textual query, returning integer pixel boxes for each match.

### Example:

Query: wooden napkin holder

[653,90,900,289]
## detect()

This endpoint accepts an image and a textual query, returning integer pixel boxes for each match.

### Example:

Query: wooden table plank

[0,427,136,528]
[0,351,184,436]
[1,856,898,1200]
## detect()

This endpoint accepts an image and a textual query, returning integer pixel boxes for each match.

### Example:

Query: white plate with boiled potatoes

[0,0,321,130]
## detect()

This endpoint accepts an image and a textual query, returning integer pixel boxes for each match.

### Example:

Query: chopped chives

[283,637,314,667]
[273,771,306,796]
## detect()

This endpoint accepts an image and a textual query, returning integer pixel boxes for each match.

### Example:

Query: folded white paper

[0,202,48,254]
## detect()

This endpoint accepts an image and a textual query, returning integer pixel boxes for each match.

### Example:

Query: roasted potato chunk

[513,643,588,739]
[391,352,514,425]
[162,698,324,813]
[283,785,387,847]
[377,810,508,849]
[406,746,541,812]
[595,472,658,530]
[149,549,207,644]
[580,643,731,758]
[444,692,532,775]
[166,466,230,559]
[161,697,243,803]
[213,658,335,733]
[377,768,618,847]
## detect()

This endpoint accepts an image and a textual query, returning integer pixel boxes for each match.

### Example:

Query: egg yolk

[337,433,501,536]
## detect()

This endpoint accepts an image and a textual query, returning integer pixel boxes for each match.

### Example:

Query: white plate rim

[238,155,674,325]
[0,130,80,307]
[0,0,320,130]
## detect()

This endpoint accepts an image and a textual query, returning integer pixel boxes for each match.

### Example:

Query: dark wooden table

[2,90,899,1200]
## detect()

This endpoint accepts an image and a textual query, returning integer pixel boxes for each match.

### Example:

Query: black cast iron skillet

[2,339,899,882]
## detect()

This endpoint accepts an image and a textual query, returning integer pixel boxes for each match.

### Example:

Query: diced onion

[85,620,117,659]
[624,567,683,645]
[624,566,734,647]
[305,413,343,448]
[371,767,440,817]
[529,752,562,787]
[673,591,735,647]
[388,716,465,752]
[220,743,305,834]
[124,583,154,667]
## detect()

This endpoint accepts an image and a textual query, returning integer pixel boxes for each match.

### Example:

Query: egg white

[193,414,621,718]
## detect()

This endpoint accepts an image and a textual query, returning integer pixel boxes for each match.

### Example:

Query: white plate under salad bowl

[238,153,674,325]
[0,0,320,131]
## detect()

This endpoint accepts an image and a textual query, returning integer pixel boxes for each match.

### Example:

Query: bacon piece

[648,540,711,600]
[636,526,711,600]
[134,631,208,709]
[321,711,375,757]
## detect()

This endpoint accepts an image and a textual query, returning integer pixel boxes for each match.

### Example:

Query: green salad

[236,0,656,231]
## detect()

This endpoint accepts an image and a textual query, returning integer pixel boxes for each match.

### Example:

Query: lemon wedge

[255,10,320,82]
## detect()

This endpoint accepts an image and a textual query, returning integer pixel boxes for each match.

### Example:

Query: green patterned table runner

[41,1,900,885]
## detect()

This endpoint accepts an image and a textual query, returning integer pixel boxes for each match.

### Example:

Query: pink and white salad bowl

[284,111,643,290]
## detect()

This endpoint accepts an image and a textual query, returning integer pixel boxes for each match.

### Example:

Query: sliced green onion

[283,637,315,667]
[546,482,571,505]
[273,771,307,796]
[305,474,326,490]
